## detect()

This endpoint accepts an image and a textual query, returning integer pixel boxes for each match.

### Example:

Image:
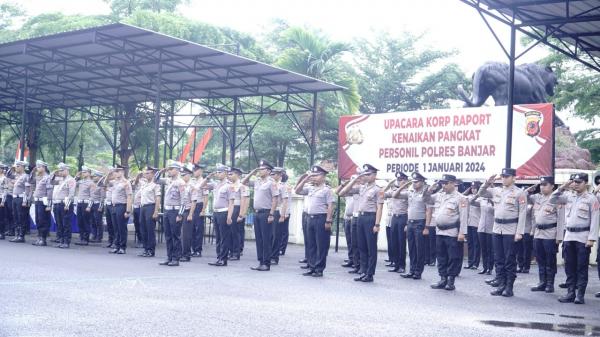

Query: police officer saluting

[295,165,335,277]
[8,160,30,243]
[527,176,564,293]
[241,160,280,271]
[393,171,432,280]
[383,171,409,273]
[428,174,468,291]
[108,165,132,255]
[338,164,384,282]
[51,163,76,249]
[32,160,53,246]
[478,168,527,297]
[553,173,599,304]
[138,166,161,257]
[157,161,186,266]
[74,166,94,246]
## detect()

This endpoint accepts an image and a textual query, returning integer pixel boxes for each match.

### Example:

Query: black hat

[395,171,408,180]
[214,163,229,172]
[362,164,378,173]
[471,181,482,188]
[258,159,274,170]
[271,167,286,174]
[181,166,193,175]
[411,172,426,182]
[569,173,576,180]
[501,168,517,177]
[193,163,206,171]
[281,172,289,183]
[539,176,554,184]
[311,165,328,175]
[439,174,457,184]
[228,167,243,175]
[145,166,158,172]
[572,173,588,183]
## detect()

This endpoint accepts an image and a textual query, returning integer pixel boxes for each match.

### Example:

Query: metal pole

[112,108,117,166]
[169,101,174,159]
[310,93,317,166]
[153,63,162,168]
[222,116,227,165]
[334,177,341,252]
[19,70,27,161]
[63,108,68,163]
[231,98,238,167]
[505,19,516,168]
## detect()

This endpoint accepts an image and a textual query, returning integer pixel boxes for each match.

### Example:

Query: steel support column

[506,20,516,168]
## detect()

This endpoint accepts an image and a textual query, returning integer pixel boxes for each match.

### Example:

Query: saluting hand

[485,174,497,186]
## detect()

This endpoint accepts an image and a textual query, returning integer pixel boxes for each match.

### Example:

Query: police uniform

[465,182,482,269]
[528,176,564,293]
[179,166,194,262]
[246,160,280,271]
[31,161,53,245]
[297,165,335,276]
[346,164,384,282]
[385,171,409,273]
[397,172,432,279]
[205,164,229,257]
[191,163,208,257]
[89,170,105,242]
[425,192,438,266]
[159,162,186,266]
[110,166,132,254]
[343,193,356,265]
[132,177,144,247]
[0,165,10,239]
[52,163,76,248]
[478,196,495,274]
[554,173,599,304]
[478,168,527,297]
[429,174,468,291]
[9,161,30,242]
[75,167,94,245]
[139,167,160,257]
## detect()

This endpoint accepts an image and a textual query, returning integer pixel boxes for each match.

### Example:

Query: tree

[354,32,468,114]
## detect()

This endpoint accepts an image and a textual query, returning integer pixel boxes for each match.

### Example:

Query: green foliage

[575,129,600,165]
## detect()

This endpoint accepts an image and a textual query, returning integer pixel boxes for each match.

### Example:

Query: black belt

[392,213,407,217]
[308,213,326,218]
[536,223,557,230]
[437,221,460,231]
[255,209,270,213]
[408,219,425,224]
[495,218,518,225]
[359,211,375,216]
[566,226,590,233]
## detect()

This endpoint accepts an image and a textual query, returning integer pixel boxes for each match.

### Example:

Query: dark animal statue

[458,62,558,107]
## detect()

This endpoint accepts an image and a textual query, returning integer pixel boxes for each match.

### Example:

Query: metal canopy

[0,22,343,112]
[463,0,600,72]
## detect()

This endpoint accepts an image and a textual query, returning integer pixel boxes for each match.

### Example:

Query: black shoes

[32,238,47,246]
[251,265,270,271]
[341,262,354,268]
[74,240,89,246]
[300,265,309,269]
[431,277,447,289]
[180,257,191,262]
[502,282,514,297]
[159,260,171,266]
[9,236,25,243]
[302,270,315,276]
[361,275,374,282]
[109,248,119,254]
[298,259,307,264]
[595,292,600,298]
[348,269,360,274]
[445,277,456,291]
[400,273,415,279]
[208,260,227,266]
[167,261,179,267]
[229,256,240,261]
[559,282,568,289]
[478,269,488,275]
[312,271,323,277]
[116,249,126,254]
[558,288,576,303]
[412,274,422,280]
[139,250,155,257]
[191,251,202,257]
[354,274,366,281]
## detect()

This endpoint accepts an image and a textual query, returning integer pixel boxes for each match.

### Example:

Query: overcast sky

[14,0,594,131]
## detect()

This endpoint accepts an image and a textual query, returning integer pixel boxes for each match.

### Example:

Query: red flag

[15,141,29,161]
[178,128,196,163]
[193,128,213,163]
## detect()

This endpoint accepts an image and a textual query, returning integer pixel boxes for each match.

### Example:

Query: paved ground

[0,235,599,337]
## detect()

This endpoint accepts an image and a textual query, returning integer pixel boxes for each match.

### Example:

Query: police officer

[32,160,53,246]
[138,166,160,257]
[109,165,132,255]
[89,169,105,242]
[8,160,30,243]
[270,167,288,265]
[527,176,564,293]
[190,163,208,257]
[228,167,249,261]
[295,165,335,277]
[200,164,229,257]
[339,164,384,282]
[51,163,76,249]
[337,178,356,268]
[295,172,311,267]
[74,166,94,246]
[478,168,527,297]
[131,172,145,248]
[428,174,468,291]
[158,161,186,266]
[179,165,194,262]
[553,173,599,304]
[516,203,534,273]
[394,172,432,280]
[464,181,481,270]
[2,165,15,238]
[241,160,280,271]
[383,171,410,273]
